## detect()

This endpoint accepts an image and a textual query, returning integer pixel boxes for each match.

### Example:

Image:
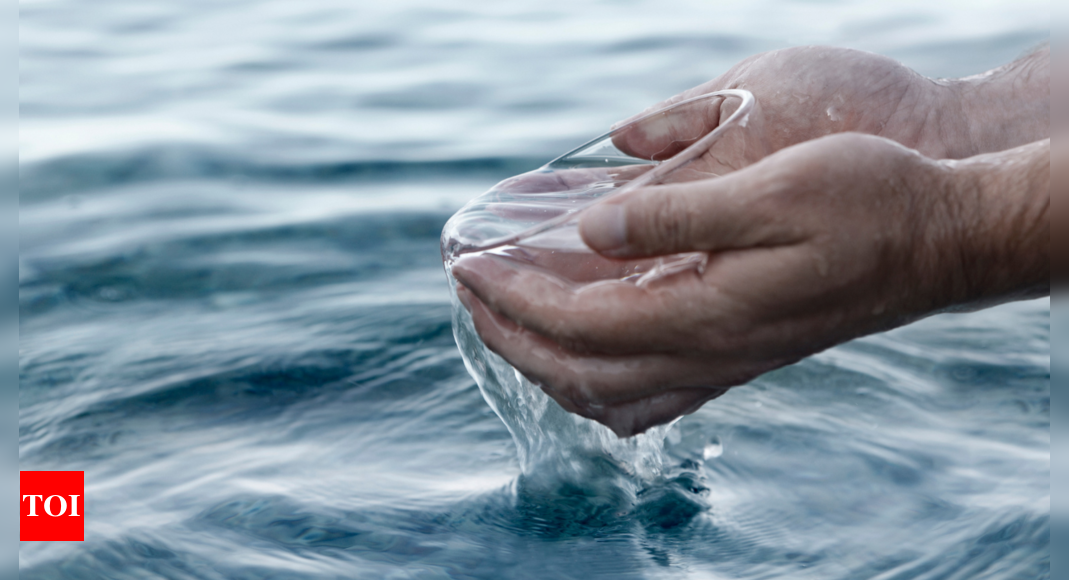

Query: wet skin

[453,46,1052,437]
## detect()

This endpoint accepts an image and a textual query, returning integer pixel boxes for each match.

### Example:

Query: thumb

[610,94,724,161]
[578,171,790,258]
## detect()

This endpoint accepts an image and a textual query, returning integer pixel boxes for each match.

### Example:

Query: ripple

[18,0,1049,577]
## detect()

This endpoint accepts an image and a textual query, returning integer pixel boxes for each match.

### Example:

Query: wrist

[949,47,1049,156]
[933,141,1050,309]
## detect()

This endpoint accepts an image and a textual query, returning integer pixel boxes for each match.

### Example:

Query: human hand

[453,133,1049,437]
[611,46,1048,167]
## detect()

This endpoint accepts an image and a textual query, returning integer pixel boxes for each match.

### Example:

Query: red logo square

[20,471,84,541]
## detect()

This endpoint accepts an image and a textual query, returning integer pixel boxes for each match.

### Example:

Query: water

[19,0,1049,578]
[438,89,756,476]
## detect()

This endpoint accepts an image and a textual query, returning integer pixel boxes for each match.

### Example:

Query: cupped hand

[453,133,978,437]
[611,46,979,168]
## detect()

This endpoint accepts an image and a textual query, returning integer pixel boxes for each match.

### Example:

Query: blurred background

[20,0,1049,578]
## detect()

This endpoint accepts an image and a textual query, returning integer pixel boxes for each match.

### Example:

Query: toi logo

[20,471,84,541]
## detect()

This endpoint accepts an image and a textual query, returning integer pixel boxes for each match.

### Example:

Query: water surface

[19,0,1049,578]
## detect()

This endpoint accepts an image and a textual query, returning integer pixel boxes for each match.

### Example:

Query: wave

[20,146,549,199]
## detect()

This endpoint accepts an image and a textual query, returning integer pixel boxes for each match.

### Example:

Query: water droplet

[702,437,723,459]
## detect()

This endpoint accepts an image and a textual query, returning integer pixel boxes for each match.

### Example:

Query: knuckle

[647,192,692,252]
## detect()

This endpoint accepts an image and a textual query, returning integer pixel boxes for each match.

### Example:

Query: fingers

[494,167,611,194]
[457,284,735,437]
[493,164,653,196]
[578,388,729,438]
[456,283,752,405]
[610,95,724,161]
[484,165,655,224]
[607,58,760,163]
[578,165,803,258]
[495,244,654,284]
[453,253,697,353]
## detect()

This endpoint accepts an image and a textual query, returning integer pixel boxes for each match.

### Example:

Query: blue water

[19,1,1049,578]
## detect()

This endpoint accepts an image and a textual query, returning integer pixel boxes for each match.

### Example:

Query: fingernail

[580,203,627,252]
[450,255,483,283]
[456,284,473,311]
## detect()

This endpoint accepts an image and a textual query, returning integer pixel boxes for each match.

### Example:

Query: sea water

[19,0,1049,578]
